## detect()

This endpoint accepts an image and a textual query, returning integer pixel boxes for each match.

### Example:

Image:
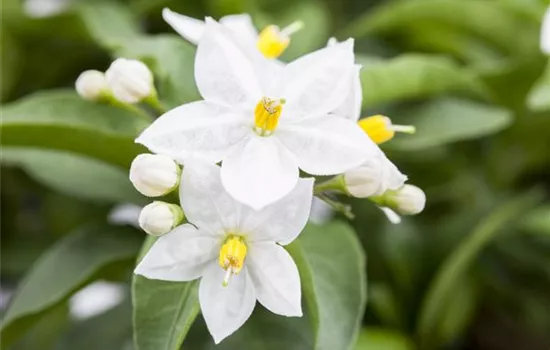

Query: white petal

[247,242,302,317]
[180,160,243,235]
[219,14,258,44]
[277,116,377,175]
[108,203,141,228]
[221,134,299,210]
[379,207,402,224]
[280,39,355,119]
[134,224,219,281]
[199,263,256,344]
[333,64,362,121]
[162,8,205,44]
[379,153,407,191]
[241,178,314,245]
[196,19,263,108]
[542,7,550,54]
[136,101,249,164]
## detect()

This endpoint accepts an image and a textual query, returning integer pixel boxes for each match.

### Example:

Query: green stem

[143,89,167,115]
[314,174,348,195]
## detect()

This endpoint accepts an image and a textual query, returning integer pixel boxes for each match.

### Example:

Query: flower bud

[344,154,407,198]
[384,184,426,215]
[344,160,384,198]
[75,70,110,101]
[129,154,180,197]
[138,201,184,236]
[105,58,154,104]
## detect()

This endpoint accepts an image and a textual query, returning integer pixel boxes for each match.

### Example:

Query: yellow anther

[254,97,285,136]
[358,115,415,145]
[219,236,247,287]
[257,21,303,59]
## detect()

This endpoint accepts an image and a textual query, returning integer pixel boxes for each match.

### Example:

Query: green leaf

[417,190,543,348]
[528,62,550,112]
[56,296,133,350]
[521,205,550,235]
[75,1,141,48]
[112,35,200,108]
[1,223,142,348]
[386,98,513,151]
[0,90,149,168]
[360,54,488,108]
[185,306,312,350]
[345,0,538,55]
[1,147,143,204]
[0,29,22,101]
[132,236,200,350]
[354,328,415,350]
[287,221,367,350]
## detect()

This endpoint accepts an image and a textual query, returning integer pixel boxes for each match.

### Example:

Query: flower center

[358,115,416,144]
[218,235,247,287]
[254,97,285,136]
[257,21,303,59]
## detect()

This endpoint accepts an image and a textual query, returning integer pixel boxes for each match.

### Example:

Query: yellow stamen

[254,97,285,136]
[257,21,303,59]
[218,236,247,287]
[358,115,416,144]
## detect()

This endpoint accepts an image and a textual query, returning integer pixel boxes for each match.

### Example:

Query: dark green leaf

[1,148,143,204]
[386,98,513,151]
[287,221,367,350]
[417,190,543,348]
[132,236,200,350]
[1,224,142,348]
[0,90,149,168]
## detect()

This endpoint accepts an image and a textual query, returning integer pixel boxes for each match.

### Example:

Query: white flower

[129,154,180,197]
[138,201,184,236]
[136,19,377,209]
[105,58,154,104]
[542,7,550,55]
[135,161,313,343]
[344,151,407,198]
[75,70,110,101]
[162,8,302,59]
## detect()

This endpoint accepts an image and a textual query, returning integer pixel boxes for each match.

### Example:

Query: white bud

[344,160,384,198]
[386,184,426,215]
[129,154,180,197]
[139,201,184,236]
[75,70,110,101]
[105,58,154,104]
[344,154,407,198]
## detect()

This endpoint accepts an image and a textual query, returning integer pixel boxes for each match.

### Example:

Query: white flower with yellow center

[137,19,377,209]
[135,161,313,343]
[162,8,302,59]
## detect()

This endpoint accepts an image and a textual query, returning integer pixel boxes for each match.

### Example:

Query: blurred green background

[1,0,549,349]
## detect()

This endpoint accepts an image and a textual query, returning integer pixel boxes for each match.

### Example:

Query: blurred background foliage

[1,0,549,349]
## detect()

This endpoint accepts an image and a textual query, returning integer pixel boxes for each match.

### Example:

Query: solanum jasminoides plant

[1,1,549,350]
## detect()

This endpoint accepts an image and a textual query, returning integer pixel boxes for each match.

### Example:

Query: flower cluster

[76,8,426,344]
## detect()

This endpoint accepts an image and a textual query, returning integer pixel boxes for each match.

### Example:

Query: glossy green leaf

[1,224,142,348]
[345,0,537,54]
[417,190,543,348]
[1,147,143,204]
[185,306,312,350]
[360,54,488,108]
[112,35,200,108]
[354,328,415,350]
[132,236,200,350]
[386,98,513,151]
[0,90,149,168]
[287,221,367,350]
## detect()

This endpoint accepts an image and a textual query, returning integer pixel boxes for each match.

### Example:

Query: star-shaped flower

[137,19,377,209]
[135,161,313,343]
